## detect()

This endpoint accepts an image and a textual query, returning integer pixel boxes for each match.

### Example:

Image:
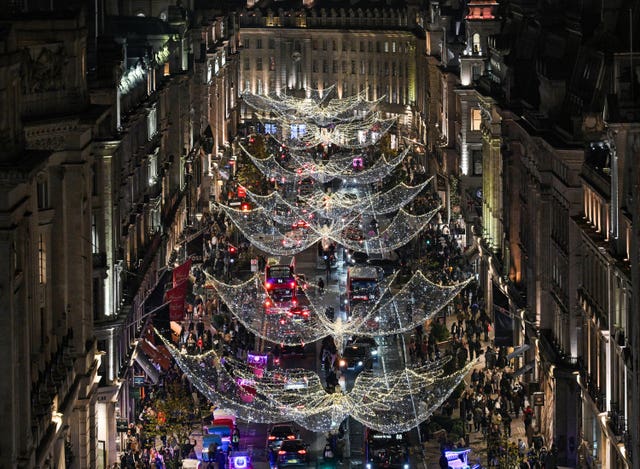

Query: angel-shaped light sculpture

[204,270,473,351]
[157,328,476,433]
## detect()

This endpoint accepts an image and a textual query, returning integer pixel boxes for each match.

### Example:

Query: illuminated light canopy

[238,143,411,185]
[157,329,476,433]
[204,270,472,347]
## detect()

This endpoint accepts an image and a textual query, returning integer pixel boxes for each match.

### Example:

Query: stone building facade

[420,0,640,467]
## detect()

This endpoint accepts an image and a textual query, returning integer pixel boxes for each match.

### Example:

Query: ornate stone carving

[20,45,69,94]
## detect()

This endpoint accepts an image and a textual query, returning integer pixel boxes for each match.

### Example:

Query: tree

[142,381,202,449]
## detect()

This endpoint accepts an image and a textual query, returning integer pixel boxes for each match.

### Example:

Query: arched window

[472,33,481,54]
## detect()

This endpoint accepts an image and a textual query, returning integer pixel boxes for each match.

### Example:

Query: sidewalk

[419,310,532,467]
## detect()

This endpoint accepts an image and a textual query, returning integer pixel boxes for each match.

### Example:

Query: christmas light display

[172,86,474,435]
[219,201,439,256]
[242,86,382,128]
[238,142,411,185]
[243,88,396,149]
[204,270,472,348]
[157,329,475,433]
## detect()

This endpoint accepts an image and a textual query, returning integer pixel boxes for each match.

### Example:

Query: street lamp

[195,212,203,223]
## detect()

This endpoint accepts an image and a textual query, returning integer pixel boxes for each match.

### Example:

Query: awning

[132,346,159,384]
[507,344,530,361]
[511,361,535,378]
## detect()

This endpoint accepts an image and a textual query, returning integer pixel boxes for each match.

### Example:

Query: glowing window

[471,108,482,130]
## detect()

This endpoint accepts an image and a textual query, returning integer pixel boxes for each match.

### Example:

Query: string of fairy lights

[157,327,476,433]
[163,88,474,433]
[238,142,412,185]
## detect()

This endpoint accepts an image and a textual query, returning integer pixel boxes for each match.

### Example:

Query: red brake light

[278,450,286,455]
[290,281,296,288]
[302,311,309,317]
[265,282,272,290]
[268,436,276,440]
[287,435,296,440]
[298,449,307,455]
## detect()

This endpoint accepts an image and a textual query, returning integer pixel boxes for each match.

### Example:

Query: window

[147,106,157,140]
[312,39,318,50]
[243,58,250,70]
[92,214,99,253]
[37,176,49,210]
[472,149,483,175]
[360,60,365,75]
[472,33,481,53]
[244,79,250,92]
[322,40,328,51]
[342,41,347,52]
[269,57,276,71]
[351,61,356,74]
[368,42,373,53]
[257,79,263,94]
[93,277,101,320]
[360,41,364,52]
[268,38,275,49]
[333,61,338,73]
[256,57,263,71]
[244,39,250,49]
[392,62,396,77]
[384,42,389,52]
[471,108,482,130]
[256,38,262,49]
[323,60,328,73]
[38,234,46,284]
[392,42,397,53]
[312,60,318,73]
[376,42,381,53]
[332,40,337,51]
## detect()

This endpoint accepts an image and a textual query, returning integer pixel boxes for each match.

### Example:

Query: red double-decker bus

[264,257,297,309]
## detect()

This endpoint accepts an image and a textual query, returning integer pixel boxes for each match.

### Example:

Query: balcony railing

[577,357,605,412]
[608,402,627,438]
[538,328,579,370]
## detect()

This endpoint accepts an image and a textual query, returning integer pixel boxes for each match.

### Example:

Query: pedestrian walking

[232,424,240,451]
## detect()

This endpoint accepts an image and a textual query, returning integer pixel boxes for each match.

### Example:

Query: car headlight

[371,350,378,356]
[357,361,363,367]
[339,359,346,367]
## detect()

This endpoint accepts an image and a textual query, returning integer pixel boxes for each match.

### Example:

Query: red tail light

[268,436,276,440]
[265,281,272,290]
[278,451,286,455]
[290,281,296,288]
[298,449,306,455]
[287,435,296,440]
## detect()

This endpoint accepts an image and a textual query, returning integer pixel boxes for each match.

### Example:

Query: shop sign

[533,392,545,406]
[116,418,129,433]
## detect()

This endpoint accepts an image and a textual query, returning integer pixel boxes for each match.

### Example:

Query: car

[274,343,306,358]
[277,439,310,467]
[350,251,369,264]
[267,423,298,451]
[287,305,311,322]
[367,258,399,277]
[347,336,379,360]
[339,344,373,371]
